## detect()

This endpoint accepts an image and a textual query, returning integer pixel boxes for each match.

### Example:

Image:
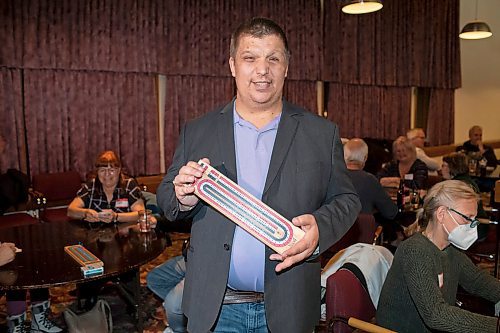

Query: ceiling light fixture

[459,0,492,40]
[342,0,383,15]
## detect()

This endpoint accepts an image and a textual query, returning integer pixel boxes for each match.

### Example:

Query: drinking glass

[468,159,477,175]
[138,209,152,233]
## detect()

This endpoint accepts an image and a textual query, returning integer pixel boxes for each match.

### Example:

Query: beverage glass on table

[137,209,152,232]
[468,159,477,175]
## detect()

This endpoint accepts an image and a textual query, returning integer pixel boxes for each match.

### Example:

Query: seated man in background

[406,128,440,172]
[457,125,498,167]
[344,138,398,220]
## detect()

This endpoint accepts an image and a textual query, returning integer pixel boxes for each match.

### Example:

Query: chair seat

[0,213,39,229]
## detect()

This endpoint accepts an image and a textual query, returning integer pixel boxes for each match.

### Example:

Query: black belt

[223,289,265,304]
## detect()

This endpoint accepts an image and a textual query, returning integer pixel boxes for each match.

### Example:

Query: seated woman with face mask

[376,180,500,332]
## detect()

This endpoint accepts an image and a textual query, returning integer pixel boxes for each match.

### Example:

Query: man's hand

[477,140,485,154]
[269,214,319,272]
[172,158,210,211]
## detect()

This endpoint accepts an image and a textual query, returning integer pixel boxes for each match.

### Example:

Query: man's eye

[269,57,279,62]
[244,56,255,61]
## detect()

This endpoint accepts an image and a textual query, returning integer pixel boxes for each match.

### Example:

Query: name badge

[115,198,129,208]
[404,173,414,180]
[438,273,444,288]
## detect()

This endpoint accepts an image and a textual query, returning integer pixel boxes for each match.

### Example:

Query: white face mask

[442,210,478,250]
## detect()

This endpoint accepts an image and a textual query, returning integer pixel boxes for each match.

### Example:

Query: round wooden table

[0,220,170,330]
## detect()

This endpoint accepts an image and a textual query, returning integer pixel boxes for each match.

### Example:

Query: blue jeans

[213,302,268,333]
[146,255,187,333]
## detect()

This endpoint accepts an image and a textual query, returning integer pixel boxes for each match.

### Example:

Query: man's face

[411,130,426,149]
[229,34,289,109]
[469,128,482,145]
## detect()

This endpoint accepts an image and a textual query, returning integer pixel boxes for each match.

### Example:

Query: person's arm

[402,246,498,331]
[412,160,428,189]
[370,176,398,219]
[67,196,99,222]
[483,146,498,167]
[157,125,203,222]
[271,124,361,272]
[457,250,500,303]
[417,148,441,171]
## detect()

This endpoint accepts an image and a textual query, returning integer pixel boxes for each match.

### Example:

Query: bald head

[344,138,368,170]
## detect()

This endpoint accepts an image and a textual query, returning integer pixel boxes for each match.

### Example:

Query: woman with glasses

[68,150,148,223]
[67,151,156,309]
[377,180,500,332]
[442,152,489,240]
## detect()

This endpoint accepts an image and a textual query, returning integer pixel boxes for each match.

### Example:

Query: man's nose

[256,59,269,75]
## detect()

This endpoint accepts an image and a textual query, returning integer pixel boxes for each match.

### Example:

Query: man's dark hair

[230,17,290,61]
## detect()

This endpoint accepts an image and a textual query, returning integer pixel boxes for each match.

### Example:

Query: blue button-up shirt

[227,109,281,292]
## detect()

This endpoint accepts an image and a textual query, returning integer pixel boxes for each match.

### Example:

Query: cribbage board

[64,245,103,268]
[193,160,305,254]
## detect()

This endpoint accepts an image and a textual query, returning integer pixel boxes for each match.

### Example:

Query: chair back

[326,268,376,333]
[32,171,82,205]
[321,214,377,266]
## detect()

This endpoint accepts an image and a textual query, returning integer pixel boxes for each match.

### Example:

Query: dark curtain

[0,0,322,80]
[23,70,160,177]
[284,80,318,115]
[426,89,455,146]
[0,68,26,173]
[163,75,235,167]
[326,83,412,139]
[0,0,461,174]
[323,0,461,88]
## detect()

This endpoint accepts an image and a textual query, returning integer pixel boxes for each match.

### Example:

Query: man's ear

[229,57,236,78]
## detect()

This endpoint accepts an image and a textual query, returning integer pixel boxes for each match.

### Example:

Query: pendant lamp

[342,0,383,15]
[460,0,492,40]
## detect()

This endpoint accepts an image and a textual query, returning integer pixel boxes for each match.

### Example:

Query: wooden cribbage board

[64,245,103,268]
[193,160,305,254]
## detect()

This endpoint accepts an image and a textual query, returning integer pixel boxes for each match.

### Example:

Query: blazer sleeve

[157,125,202,222]
[311,124,361,253]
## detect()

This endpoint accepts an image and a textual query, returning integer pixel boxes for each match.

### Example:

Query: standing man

[157,17,360,333]
[406,128,440,171]
[457,125,498,167]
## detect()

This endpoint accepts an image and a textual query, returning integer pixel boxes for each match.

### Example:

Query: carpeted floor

[0,232,190,333]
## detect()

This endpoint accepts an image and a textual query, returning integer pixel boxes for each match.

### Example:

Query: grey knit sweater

[377,233,500,332]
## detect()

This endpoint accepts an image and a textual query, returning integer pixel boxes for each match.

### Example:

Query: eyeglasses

[97,167,119,175]
[447,207,480,228]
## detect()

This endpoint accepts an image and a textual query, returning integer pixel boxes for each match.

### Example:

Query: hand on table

[269,214,319,272]
[83,209,100,223]
[172,158,210,211]
[98,209,115,223]
[0,242,17,266]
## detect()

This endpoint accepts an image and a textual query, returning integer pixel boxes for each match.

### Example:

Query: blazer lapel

[263,103,300,195]
[217,101,237,183]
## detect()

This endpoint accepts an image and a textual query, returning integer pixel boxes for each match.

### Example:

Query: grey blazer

[157,99,361,333]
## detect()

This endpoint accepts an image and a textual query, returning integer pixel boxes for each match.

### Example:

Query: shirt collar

[233,105,281,131]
